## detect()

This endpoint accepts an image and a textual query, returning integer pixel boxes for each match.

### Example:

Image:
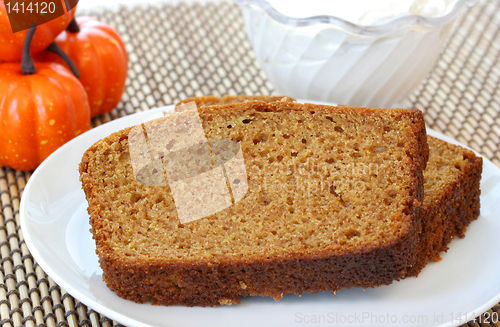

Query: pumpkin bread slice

[79,100,429,306]
[408,136,482,276]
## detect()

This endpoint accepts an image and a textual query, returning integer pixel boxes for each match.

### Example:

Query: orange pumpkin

[0,0,76,62]
[0,26,91,171]
[38,17,128,117]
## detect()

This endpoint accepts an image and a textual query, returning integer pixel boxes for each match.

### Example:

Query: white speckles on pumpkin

[49,119,56,126]
[40,140,48,145]
[75,130,81,135]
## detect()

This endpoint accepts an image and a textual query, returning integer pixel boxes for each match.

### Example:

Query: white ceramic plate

[20,105,500,327]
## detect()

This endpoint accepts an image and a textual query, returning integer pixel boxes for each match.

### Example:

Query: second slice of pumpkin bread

[408,136,482,276]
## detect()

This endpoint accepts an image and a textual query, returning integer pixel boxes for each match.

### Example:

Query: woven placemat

[1,0,499,326]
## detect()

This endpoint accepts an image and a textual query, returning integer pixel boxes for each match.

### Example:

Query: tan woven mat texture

[0,0,499,326]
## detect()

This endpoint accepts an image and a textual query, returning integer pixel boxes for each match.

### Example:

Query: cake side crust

[407,136,482,276]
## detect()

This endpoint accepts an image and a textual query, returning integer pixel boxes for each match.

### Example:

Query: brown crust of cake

[97,235,418,306]
[407,136,482,276]
[79,101,429,307]
[177,95,294,107]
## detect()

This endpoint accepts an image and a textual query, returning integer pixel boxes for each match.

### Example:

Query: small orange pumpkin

[0,25,91,171]
[38,17,128,117]
[0,0,76,62]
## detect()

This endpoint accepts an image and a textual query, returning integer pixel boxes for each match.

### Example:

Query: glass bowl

[235,0,476,108]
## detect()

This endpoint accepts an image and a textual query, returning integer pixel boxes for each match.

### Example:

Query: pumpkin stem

[46,42,81,78]
[67,18,80,33]
[21,25,37,75]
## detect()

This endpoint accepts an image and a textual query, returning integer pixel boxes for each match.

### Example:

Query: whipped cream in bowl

[235,0,476,108]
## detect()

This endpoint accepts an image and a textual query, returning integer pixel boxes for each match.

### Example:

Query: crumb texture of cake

[79,100,429,306]
[408,136,482,276]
